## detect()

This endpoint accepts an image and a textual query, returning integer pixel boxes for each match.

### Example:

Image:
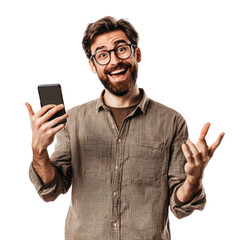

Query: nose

[109,50,121,65]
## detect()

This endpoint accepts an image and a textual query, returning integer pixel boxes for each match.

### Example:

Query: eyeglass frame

[90,43,136,66]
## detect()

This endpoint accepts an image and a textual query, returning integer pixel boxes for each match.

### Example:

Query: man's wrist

[176,176,203,203]
[186,175,203,189]
[32,144,48,156]
[31,146,55,184]
[32,146,50,166]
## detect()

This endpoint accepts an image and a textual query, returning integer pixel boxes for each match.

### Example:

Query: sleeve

[29,124,72,202]
[168,115,206,219]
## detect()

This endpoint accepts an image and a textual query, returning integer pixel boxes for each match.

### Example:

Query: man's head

[82,16,141,96]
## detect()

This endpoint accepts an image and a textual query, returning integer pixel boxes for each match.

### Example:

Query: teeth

[110,68,126,75]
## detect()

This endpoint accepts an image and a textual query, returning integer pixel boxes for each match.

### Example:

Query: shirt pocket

[123,141,168,185]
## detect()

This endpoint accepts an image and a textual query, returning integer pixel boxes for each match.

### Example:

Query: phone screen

[38,84,66,124]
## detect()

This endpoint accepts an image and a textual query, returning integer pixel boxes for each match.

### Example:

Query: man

[25,16,224,240]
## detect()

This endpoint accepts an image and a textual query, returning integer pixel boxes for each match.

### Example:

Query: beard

[96,61,138,96]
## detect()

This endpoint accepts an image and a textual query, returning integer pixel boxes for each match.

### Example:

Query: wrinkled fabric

[29,89,206,240]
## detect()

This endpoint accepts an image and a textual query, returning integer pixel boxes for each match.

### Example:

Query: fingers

[25,102,60,121]
[35,104,58,118]
[182,143,194,164]
[42,113,69,130]
[26,103,68,130]
[46,123,66,136]
[37,104,65,124]
[182,140,200,164]
[196,123,211,158]
[208,132,225,158]
[182,124,224,182]
[187,139,203,162]
[191,122,224,161]
[199,122,211,141]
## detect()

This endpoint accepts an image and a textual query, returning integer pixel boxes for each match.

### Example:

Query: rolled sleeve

[170,184,206,219]
[29,163,61,201]
[29,163,56,193]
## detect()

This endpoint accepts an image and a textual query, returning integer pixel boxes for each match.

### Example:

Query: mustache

[104,62,132,75]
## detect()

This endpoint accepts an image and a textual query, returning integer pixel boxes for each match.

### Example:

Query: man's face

[89,30,141,96]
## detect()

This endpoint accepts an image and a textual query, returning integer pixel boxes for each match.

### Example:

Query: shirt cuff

[170,185,207,219]
[29,163,58,193]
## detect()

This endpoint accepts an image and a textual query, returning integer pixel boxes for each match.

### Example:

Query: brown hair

[82,16,139,59]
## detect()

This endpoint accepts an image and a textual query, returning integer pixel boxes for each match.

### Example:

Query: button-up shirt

[29,89,206,240]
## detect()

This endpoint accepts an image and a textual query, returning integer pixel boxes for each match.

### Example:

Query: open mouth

[108,68,128,77]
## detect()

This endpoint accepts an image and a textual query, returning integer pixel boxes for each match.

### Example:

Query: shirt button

[112,221,118,228]
[117,138,122,143]
[113,191,118,196]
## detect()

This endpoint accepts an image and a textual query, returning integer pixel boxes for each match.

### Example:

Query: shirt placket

[106,110,130,240]
[111,142,122,240]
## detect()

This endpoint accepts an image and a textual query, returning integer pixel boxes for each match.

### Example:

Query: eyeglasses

[90,43,135,66]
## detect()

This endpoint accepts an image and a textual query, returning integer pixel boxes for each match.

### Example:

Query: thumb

[25,102,35,117]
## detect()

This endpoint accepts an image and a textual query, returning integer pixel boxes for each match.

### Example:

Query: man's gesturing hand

[25,102,69,153]
[182,122,225,182]
[177,123,224,203]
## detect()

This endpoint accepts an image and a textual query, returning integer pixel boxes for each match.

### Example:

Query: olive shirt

[29,89,206,240]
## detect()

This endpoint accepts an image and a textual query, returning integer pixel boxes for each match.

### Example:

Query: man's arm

[177,122,225,203]
[25,102,69,184]
[32,149,55,184]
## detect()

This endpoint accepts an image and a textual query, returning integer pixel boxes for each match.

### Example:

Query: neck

[103,85,141,108]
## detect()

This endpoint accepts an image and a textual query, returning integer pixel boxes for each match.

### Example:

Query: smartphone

[38,84,67,124]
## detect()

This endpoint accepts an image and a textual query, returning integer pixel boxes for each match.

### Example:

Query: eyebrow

[94,40,128,54]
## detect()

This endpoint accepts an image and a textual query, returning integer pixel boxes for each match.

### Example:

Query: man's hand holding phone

[25,102,69,184]
[25,103,68,151]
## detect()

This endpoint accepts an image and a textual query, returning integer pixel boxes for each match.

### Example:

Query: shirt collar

[96,88,149,114]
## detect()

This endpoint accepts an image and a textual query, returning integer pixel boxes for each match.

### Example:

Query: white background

[1,0,239,239]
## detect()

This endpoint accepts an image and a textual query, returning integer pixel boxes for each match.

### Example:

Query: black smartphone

[38,84,67,124]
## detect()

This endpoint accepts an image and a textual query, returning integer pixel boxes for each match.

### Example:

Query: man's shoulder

[146,98,187,134]
[148,98,182,117]
[67,98,98,115]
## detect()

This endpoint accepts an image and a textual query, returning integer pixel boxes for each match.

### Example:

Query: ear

[89,60,97,74]
[136,47,141,62]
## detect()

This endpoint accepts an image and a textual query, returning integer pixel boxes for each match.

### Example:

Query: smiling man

[26,16,224,240]
[89,30,139,98]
